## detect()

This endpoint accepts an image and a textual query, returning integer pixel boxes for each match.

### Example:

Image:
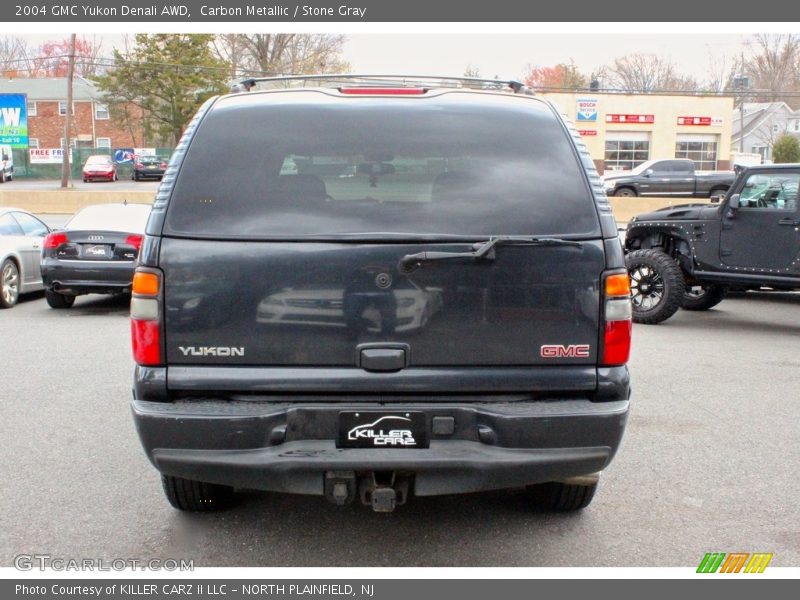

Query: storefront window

[675,136,718,170]
[604,139,650,171]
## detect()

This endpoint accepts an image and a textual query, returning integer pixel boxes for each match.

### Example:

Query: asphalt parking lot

[2,287,798,568]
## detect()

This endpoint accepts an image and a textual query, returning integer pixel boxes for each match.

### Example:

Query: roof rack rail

[230,74,534,96]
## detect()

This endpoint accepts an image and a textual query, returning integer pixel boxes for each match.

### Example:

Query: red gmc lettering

[540,344,591,358]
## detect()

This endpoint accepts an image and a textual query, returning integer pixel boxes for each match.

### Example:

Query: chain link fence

[10,147,175,180]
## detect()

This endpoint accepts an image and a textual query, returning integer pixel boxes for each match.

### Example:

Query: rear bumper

[42,259,135,295]
[132,397,629,496]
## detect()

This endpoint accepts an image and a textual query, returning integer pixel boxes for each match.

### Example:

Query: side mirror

[726,193,740,218]
[644,169,653,178]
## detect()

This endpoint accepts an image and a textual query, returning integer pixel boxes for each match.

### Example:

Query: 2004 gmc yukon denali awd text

[129,76,632,513]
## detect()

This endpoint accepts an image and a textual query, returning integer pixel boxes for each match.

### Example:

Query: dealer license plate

[337,411,428,449]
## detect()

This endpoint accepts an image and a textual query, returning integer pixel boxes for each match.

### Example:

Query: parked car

[0,144,14,183]
[132,156,168,181]
[624,164,800,324]
[130,75,631,514]
[82,155,118,182]
[603,159,734,198]
[40,202,151,308]
[0,207,50,307]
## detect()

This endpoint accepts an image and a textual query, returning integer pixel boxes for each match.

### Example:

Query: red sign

[677,116,712,126]
[578,130,597,136]
[605,114,655,124]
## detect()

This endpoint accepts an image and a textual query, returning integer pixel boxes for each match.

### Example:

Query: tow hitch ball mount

[324,471,411,512]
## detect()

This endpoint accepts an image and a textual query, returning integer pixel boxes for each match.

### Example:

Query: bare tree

[212,34,349,78]
[606,53,698,92]
[745,34,800,106]
[0,36,34,77]
[704,49,739,93]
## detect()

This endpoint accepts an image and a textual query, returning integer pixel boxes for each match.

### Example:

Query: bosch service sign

[0,94,28,148]
[577,98,598,122]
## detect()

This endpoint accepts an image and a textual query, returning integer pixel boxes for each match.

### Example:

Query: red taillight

[125,234,143,251]
[43,232,68,249]
[134,162,143,169]
[131,320,161,365]
[159,162,167,169]
[601,272,632,367]
[339,87,426,95]
[131,269,162,366]
[602,320,632,366]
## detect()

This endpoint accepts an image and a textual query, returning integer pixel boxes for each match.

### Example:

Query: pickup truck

[603,159,734,198]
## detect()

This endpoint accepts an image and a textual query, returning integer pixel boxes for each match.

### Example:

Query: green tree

[96,34,228,145]
[772,135,800,163]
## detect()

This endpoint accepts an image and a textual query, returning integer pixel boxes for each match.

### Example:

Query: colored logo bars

[697,552,773,573]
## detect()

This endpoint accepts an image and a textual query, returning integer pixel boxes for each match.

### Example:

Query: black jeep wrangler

[625,164,800,324]
[130,75,631,513]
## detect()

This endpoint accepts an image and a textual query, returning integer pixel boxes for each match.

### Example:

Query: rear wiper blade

[398,236,583,274]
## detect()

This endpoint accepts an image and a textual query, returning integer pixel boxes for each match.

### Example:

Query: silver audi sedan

[0,207,50,308]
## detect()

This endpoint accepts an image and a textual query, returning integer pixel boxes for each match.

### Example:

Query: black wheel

[0,258,20,308]
[525,481,598,512]
[45,289,76,309]
[626,249,685,324]
[615,187,636,197]
[682,284,728,311]
[161,475,233,511]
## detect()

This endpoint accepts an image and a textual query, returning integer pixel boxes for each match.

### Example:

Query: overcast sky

[15,32,757,82]
[342,34,753,81]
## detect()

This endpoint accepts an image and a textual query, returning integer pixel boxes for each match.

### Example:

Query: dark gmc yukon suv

[130,76,632,513]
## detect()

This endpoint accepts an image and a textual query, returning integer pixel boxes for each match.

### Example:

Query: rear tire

[161,475,234,511]
[45,290,76,309]
[525,481,597,512]
[615,187,636,197]
[682,284,728,311]
[626,249,685,324]
[709,187,728,198]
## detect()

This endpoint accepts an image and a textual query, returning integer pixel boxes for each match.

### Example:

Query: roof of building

[0,76,101,101]
[731,101,797,141]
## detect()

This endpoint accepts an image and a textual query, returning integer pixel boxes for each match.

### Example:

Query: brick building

[0,76,143,151]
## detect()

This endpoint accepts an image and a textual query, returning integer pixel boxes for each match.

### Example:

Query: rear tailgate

[161,238,604,367]
[155,90,608,393]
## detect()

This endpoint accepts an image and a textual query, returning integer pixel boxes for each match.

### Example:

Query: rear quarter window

[164,92,601,239]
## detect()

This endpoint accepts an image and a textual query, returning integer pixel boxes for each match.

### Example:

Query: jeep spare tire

[626,249,685,324]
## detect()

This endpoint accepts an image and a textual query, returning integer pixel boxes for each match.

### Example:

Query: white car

[0,207,50,307]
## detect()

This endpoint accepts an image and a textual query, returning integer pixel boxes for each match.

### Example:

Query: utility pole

[61,33,76,188]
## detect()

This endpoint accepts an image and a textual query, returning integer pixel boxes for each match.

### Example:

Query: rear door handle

[778,218,798,226]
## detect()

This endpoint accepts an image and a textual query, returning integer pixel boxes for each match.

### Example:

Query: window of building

[95,137,111,149]
[58,101,74,116]
[675,134,719,171]
[60,138,77,149]
[95,103,109,120]
[28,138,39,149]
[604,132,650,172]
[27,101,36,117]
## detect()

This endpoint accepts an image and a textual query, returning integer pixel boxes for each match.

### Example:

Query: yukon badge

[540,344,591,358]
[179,346,245,357]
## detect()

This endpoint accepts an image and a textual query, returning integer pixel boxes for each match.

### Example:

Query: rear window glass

[164,93,599,239]
[67,204,152,233]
